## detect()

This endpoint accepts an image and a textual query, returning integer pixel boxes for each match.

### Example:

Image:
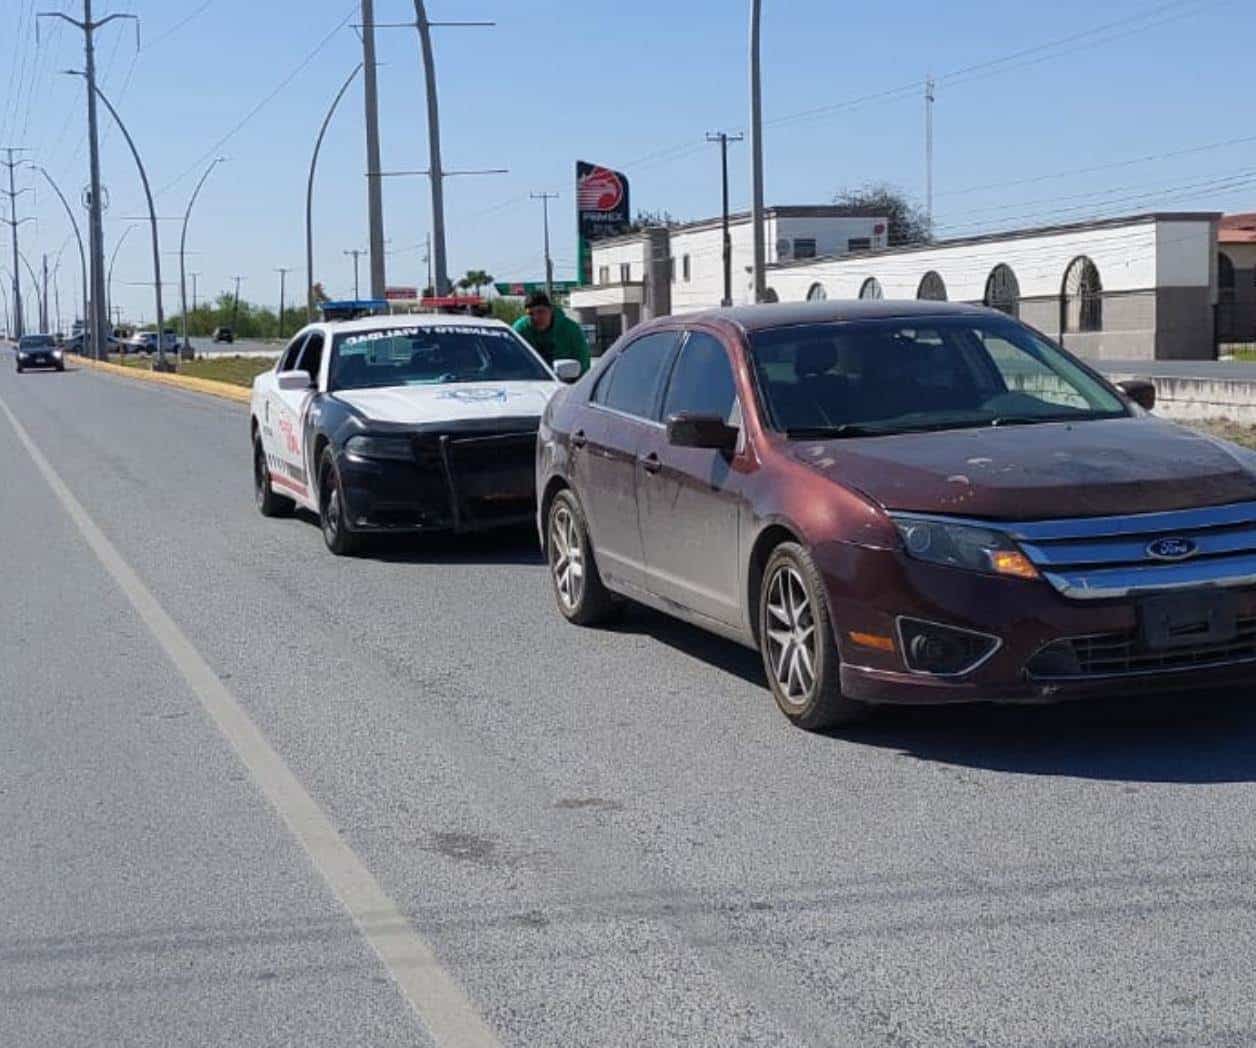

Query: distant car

[249,314,579,555]
[16,334,64,372]
[213,327,234,343]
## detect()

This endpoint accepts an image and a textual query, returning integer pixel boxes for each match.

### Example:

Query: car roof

[681,298,996,333]
[314,313,510,335]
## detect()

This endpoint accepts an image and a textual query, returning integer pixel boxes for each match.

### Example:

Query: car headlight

[53,349,63,358]
[345,434,414,461]
[890,514,1039,580]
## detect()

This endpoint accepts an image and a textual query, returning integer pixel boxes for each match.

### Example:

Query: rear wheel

[547,489,618,625]
[319,447,362,556]
[254,434,293,517]
[758,542,866,731]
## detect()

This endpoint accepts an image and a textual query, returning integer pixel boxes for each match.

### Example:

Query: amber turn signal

[991,550,1039,580]
[849,631,896,653]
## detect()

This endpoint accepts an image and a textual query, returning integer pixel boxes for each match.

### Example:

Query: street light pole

[413,0,449,296]
[361,0,387,300]
[69,72,170,370]
[275,267,291,338]
[18,251,44,332]
[307,64,363,321]
[107,222,137,335]
[179,156,225,360]
[28,165,88,342]
[344,249,365,299]
[749,0,767,303]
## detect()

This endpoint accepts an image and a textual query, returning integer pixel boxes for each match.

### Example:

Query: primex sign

[576,160,630,285]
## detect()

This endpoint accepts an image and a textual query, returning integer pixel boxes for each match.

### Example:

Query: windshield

[329,325,552,392]
[749,316,1129,437]
[19,336,54,348]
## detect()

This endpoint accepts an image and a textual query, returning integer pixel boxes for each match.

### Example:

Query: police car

[250,313,580,554]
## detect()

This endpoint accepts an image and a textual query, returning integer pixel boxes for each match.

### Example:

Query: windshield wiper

[785,424,888,439]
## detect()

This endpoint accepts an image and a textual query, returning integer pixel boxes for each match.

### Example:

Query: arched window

[916,271,947,301]
[1062,256,1102,333]
[984,263,1020,317]
[1219,252,1236,302]
[806,282,827,302]
[858,277,883,300]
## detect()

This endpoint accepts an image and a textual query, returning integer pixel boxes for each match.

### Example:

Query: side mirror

[666,412,739,453]
[553,358,581,383]
[1116,379,1156,412]
[277,369,314,392]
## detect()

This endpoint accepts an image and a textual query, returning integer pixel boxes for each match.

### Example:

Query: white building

[568,207,887,351]
[569,210,1226,360]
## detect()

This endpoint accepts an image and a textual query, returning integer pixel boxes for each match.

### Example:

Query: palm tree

[459,269,493,297]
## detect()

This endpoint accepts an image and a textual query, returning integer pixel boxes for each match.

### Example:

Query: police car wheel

[253,435,292,518]
[319,447,362,556]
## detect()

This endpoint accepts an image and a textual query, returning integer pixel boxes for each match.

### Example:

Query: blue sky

[2,0,1253,326]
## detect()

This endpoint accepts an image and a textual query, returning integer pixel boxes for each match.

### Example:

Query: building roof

[1220,212,1256,245]
[767,211,1223,270]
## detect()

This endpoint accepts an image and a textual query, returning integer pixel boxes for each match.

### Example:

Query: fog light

[897,618,1001,676]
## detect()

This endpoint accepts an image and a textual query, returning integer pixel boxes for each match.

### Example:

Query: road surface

[3,357,1256,1047]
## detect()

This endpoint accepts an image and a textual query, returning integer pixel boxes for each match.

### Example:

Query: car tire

[546,488,619,626]
[318,446,362,556]
[15,364,22,373]
[253,434,293,518]
[758,542,867,731]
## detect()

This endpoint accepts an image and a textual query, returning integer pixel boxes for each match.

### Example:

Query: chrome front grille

[1004,500,1256,600]
[1029,616,1256,678]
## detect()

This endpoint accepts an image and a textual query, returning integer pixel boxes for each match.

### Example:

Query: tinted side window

[278,333,307,372]
[600,332,678,420]
[590,358,617,405]
[662,332,737,422]
[297,332,324,382]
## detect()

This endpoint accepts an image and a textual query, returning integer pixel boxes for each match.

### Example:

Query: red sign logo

[577,166,624,213]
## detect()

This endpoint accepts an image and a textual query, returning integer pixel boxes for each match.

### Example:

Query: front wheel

[319,447,362,556]
[254,434,292,517]
[759,543,866,731]
[547,489,618,625]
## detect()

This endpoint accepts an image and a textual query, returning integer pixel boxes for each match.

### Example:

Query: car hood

[333,380,561,425]
[789,417,1256,520]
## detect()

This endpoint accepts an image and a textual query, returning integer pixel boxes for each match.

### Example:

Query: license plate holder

[1139,589,1239,651]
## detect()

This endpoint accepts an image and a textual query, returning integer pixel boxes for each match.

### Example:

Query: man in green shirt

[512,291,591,374]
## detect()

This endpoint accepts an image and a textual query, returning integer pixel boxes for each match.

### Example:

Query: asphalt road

[3,357,1256,1046]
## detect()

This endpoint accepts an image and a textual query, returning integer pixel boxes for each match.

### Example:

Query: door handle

[640,452,662,475]
[571,429,588,449]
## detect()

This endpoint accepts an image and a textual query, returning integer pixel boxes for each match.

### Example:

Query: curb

[75,356,251,405]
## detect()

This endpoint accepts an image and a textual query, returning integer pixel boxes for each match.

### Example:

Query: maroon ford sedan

[536,301,1256,730]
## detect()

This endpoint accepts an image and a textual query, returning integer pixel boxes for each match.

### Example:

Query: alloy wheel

[253,443,268,507]
[550,504,585,611]
[323,484,341,545]
[764,564,817,706]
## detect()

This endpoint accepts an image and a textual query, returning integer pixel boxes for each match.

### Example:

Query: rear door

[267,332,312,499]
[569,330,679,594]
[637,329,745,626]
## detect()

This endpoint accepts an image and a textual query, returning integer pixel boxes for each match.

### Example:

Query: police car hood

[333,381,561,425]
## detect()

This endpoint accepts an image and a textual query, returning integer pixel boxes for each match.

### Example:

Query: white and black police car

[250,313,580,554]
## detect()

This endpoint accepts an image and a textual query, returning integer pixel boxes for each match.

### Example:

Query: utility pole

[275,266,291,338]
[706,131,744,307]
[925,74,935,238]
[344,249,365,299]
[41,254,49,333]
[231,275,244,330]
[1,148,32,338]
[361,0,387,299]
[749,0,766,303]
[40,4,139,359]
[530,192,558,301]
[422,233,432,295]
[190,271,200,312]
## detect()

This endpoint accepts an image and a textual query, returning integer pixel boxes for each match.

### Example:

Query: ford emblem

[1146,537,1198,562]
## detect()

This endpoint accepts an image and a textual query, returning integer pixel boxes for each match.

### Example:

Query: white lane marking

[0,390,501,1048]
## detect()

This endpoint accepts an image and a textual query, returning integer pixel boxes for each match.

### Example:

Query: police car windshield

[329,325,551,392]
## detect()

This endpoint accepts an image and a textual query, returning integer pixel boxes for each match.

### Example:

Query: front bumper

[816,540,1256,706]
[338,428,538,534]
[17,354,61,368]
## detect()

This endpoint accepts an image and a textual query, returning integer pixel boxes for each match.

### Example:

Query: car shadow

[608,605,1256,784]
[292,509,545,566]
